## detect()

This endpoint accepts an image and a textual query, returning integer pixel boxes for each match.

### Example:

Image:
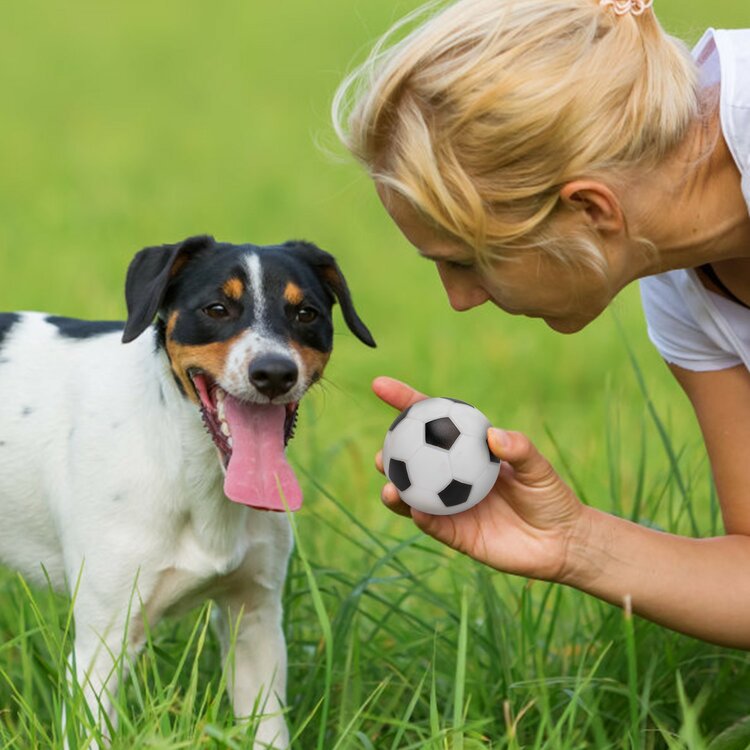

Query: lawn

[1,1,749,747]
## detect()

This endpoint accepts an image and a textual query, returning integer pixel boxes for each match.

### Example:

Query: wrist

[557,505,611,590]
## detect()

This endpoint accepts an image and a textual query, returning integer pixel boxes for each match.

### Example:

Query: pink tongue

[222,397,302,511]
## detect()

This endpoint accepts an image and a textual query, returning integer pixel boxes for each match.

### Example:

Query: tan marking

[284,282,304,306]
[321,266,341,291]
[222,277,244,301]
[165,311,241,402]
[290,341,330,385]
[170,254,191,278]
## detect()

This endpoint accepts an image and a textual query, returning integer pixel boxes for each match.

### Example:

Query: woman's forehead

[376,184,474,262]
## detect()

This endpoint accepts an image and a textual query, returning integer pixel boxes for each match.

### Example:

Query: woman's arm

[668,363,750,534]
[375,367,750,648]
[564,508,750,648]
[563,363,750,647]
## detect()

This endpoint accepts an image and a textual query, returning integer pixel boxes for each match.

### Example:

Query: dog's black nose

[249,354,299,399]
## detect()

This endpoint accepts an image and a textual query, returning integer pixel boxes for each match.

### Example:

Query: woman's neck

[634,116,750,274]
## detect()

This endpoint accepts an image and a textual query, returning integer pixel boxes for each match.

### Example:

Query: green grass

[1,0,750,747]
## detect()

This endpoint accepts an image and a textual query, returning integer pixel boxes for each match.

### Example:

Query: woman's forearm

[564,506,750,648]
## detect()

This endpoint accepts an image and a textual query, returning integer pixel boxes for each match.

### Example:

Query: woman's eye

[296,307,318,323]
[203,303,230,319]
[445,259,475,271]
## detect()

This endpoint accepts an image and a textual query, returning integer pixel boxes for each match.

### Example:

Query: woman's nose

[436,264,490,311]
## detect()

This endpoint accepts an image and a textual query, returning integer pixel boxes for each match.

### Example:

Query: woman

[333,0,750,647]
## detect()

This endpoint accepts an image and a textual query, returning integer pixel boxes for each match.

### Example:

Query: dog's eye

[296,307,318,324]
[203,304,230,319]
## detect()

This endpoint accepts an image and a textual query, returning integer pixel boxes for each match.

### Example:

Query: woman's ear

[559,180,625,234]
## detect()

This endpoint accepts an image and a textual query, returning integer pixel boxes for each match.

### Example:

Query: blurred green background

[0,0,750,488]
[0,1,744,522]
[1,1,749,745]
[0,1,746,546]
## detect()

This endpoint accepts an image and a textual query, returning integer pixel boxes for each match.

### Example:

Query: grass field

[1,1,750,747]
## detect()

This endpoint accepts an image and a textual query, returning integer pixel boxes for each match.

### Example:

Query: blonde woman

[334,0,750,647]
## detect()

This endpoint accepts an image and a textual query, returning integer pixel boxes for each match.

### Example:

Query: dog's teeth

[227,436,233,448]
[220,420,231,437]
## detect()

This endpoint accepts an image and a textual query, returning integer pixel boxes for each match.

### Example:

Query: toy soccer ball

[382,397,500,515]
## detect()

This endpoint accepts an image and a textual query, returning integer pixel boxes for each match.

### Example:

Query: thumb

[487,428,557,486]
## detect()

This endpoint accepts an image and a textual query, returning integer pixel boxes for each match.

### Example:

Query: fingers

[372,376,428,412]
[487,427,557,485]
[376,448,414,516]
[381,480,414,518]
[373,376,428,517]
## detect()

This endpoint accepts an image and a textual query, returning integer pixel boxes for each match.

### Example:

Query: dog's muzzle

[190,370,302,512]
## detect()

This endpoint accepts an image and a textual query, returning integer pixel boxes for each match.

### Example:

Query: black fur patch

[122,237,374,355]
[165,244,339,356]
[47,316,125,339]
[0,313,20,352]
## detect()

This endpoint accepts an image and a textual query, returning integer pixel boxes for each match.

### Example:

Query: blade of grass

[330,678,390,750]
[622,595,640,748]
[612,312,698,535]
[285,503,334,750]
[452,587,468,750]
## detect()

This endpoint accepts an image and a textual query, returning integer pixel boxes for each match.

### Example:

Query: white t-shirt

[639,29,750,372]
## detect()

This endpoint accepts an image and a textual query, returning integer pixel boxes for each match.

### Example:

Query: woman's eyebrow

[418,250,475,264]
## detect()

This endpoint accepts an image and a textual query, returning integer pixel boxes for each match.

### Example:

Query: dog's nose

[249,354,299,399]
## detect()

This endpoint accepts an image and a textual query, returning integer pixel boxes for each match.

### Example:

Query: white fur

[244,253,267,330]
[222,329,307,403]
[0,312,292,749]
[220,252,308,403]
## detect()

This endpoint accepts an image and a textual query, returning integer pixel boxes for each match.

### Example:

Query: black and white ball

[382,397,500,515]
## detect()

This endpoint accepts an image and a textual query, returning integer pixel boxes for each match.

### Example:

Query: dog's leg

[67,634,123,747]
[213,588,289,750]
[67,620,139,749]
[63,581,146,749]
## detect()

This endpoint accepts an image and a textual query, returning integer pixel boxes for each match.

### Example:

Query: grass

[1,0,750,747]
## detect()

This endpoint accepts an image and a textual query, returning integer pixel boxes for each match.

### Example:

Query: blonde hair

[332,0,700,271]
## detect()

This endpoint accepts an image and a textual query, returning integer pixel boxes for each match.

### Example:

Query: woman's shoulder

[639,270,695,327]
[696,28,750,215]
[639,270,745,372]
[717,29,750,211]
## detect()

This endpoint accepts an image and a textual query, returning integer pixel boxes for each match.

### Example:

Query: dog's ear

[283,241,376,348]
[122,235,214,343]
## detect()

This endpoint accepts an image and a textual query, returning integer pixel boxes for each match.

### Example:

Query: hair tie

[600,0,653,16]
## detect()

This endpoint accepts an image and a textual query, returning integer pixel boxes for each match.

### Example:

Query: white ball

[382,397,500,516]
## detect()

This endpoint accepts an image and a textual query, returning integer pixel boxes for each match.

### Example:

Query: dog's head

[121,234,375,510]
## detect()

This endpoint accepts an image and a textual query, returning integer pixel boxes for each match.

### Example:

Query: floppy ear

[284,241,376,348]
[121,235,215,343]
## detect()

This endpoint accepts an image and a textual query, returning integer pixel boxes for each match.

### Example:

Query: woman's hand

[373,376,588,583]
[375,371,750,649]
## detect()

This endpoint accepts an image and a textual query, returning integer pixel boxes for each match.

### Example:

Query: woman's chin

[542,316,588,334]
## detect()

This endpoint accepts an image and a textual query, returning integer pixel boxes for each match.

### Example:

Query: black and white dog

[0,235,375,748]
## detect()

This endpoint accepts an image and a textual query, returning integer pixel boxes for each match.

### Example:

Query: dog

[0,234,375,748]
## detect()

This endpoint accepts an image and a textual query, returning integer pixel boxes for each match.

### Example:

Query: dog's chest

[146,505,293,620]
[170,505,250,578]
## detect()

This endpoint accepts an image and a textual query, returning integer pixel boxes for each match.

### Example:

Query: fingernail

[489,427,509,451]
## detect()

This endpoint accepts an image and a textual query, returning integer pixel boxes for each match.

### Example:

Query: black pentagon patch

[438,480,472,507]
[487,438,500,463]
[388,406,412,432]
[425,417,460,450]
[387,459,411,491]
